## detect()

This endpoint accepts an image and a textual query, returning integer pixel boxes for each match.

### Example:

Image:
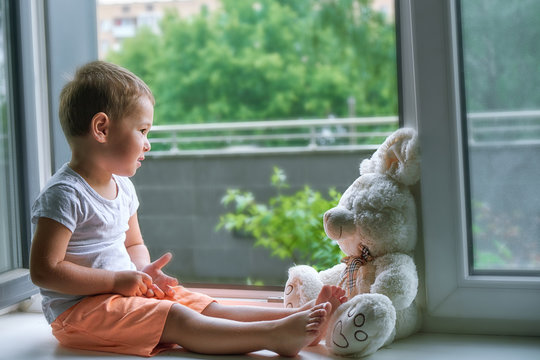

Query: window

[2,0,537,336]
[0,0,39,309]
[95,0,400,287]
[459,0,540,275]
[401,0,540,335]
[0,0,97,311]
[0,0,18,276]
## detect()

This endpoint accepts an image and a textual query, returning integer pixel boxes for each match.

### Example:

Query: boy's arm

[30,217,152,297]
[124,212,152,270]
[125,212,179,297]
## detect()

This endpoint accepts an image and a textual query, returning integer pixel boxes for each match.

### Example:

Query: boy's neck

[69,157,118,200]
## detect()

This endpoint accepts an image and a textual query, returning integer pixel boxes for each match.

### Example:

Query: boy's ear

[91,112,110,143]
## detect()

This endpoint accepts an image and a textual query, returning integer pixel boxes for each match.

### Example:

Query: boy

[29,61,346,357]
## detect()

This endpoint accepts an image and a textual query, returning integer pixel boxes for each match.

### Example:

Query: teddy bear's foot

[283,265,323,308]
[326,294,396,357]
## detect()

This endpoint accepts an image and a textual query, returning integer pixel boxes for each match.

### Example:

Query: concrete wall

[131,151,372,286]
[469,145,540,214]
[468,145,540,268]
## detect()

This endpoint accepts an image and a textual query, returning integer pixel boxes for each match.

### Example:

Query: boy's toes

[332,285,346,297]
[321,301,332,313]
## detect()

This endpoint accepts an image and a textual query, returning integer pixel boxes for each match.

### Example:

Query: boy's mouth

[137,156,145,168]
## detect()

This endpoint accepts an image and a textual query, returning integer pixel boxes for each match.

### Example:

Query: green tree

[108,0,398,125]
[461,0,540,111]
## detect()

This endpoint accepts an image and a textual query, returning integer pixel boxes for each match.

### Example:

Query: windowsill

[2,289,539,359]
[1,311,539,360]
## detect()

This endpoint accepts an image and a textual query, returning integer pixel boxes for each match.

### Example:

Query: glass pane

[96,0,399,285]
[0,1,17,273]
[460,0,540,273]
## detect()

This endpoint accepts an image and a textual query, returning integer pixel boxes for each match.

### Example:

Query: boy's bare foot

[309,285,347,346]
[270,302,331,357]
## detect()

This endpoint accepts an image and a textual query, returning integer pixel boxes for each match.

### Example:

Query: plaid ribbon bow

[338,245,374,297]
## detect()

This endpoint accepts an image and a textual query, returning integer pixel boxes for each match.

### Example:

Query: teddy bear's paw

[327,294,396,357]
[283,279,301,308]
[283,265,322,308]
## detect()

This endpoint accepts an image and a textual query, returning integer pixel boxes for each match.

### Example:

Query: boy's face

[107,96,154,177]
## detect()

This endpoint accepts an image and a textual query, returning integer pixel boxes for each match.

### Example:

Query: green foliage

[472,201,540,270]
[217,167,344,270]
[107,0,398,125]
[461,0,540,112]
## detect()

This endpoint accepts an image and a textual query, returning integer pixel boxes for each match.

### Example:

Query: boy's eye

[140,129,147,134]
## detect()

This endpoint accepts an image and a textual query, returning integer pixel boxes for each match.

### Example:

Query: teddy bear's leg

[394,301,421,340]
[283,265,323,308]
[326,293,396,357]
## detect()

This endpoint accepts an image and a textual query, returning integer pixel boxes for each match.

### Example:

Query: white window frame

[0,0,51,309]
[0,0,96,311]
[399,0,540,335]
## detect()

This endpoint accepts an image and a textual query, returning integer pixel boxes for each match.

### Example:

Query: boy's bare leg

[309,285,348,346]
[202,284,346,323]
[202,302,299,321]
[160,302,331,356]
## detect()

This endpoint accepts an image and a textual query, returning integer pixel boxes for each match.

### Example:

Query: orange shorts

[51,286,215,357]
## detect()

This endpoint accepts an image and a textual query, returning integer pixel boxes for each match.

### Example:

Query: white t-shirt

[31,163,139,324]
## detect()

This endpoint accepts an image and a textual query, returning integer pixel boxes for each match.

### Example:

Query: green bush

[217,167,344,270]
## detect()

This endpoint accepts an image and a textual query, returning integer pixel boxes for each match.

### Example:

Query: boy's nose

[143,138,151,152]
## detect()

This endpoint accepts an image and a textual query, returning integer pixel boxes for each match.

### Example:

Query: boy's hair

[59,61,155,142]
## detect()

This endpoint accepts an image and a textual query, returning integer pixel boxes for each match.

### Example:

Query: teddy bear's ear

[359,157,375,175]
[366,128,420,185]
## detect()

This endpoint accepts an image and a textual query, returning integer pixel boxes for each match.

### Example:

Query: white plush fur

[284,128,421,357]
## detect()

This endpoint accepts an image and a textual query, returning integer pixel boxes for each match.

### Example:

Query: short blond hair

[59,61,155,141]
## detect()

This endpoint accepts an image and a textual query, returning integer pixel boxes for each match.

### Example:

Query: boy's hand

[141,252,179,298]
[113,270,154,297]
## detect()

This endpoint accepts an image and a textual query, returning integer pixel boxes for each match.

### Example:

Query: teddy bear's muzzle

[324,207,356,240]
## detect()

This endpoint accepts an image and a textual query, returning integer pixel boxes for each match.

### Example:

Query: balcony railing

[468,110,540,147]
[146,110,540,156]
[147,116,398,156]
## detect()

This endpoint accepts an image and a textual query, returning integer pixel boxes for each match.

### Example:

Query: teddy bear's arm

[370,253,418,310]
[319,263,346,286]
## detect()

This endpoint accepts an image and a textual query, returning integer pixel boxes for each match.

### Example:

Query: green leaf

[217,167,344,269]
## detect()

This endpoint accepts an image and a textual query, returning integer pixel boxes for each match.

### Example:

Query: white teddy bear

[284,128,421,357]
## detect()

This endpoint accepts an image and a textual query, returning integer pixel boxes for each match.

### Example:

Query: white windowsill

[1,310,539,360]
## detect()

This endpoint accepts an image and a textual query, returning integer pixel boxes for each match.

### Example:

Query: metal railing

[147,116,398,156]
[145,110,540,156]
[468,110,540,147]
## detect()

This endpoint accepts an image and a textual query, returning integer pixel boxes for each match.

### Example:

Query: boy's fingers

[139,282,148,294]
[164,276,179,288]
[152,253,172,270]
[152,284,165,298]
[140,272,153,286]
[166,285,176,297]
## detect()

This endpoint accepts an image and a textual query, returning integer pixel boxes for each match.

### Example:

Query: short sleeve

[31,184,81,233]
